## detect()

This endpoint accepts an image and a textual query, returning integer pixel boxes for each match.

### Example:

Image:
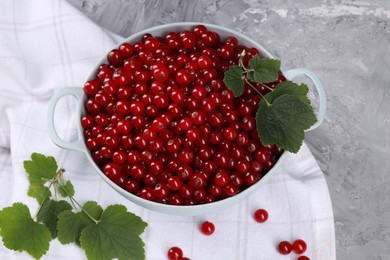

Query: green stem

[33,181,53,220]
[244,78,271,107]
[57,178,78,210]
[58,178,99,224]
[257,82,274,92]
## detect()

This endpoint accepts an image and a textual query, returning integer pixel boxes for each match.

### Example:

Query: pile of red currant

[81,25,284,205]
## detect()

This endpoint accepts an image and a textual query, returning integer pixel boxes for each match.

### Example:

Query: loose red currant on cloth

[167,246,183,260]
[297,256,310,260]
[292,239,307,254]
[200,221,215,235]
[254,209,268,223]
[278,241,292,255]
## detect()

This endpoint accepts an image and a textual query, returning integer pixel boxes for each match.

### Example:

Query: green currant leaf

[28,182,51,204]
[223,65,244,97]
[0,203,52,259]
[57,201,103,245]
[272,81,311,105]
[58,180,75,198]
[248,56,281,83]
[37,200,72,238]
[80,204,147,260]
[24,153,57,184]
[256,94,317,153]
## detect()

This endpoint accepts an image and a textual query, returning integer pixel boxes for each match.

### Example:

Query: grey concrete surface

[67,0,390,259]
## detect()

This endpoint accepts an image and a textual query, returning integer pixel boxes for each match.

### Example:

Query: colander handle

[47,87,86,152]
[284,68,327,131]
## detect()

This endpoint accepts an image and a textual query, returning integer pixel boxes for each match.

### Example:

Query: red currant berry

[214,151,229,168]
[81,115,94,129]
[167,247,183,260]
[186,128,200,142]
[130,101,145,116]
[193,25,207,38]
[116,100,131,115]
[256,148,271,163]
[152,117,168,132]
[107,49,123,66]
[168,194,184,205]
[119,43,134,57]
[103,162,121,180]
[178,117,192,131]
[254,209,268,223]
[219,45,233,60]
[241,116,256,131]
[292,239,307,254]
[153,65,169,82]
[197,55,213,69]
[200,221,215,235]
[139,187,155,201]
[144,37,160,52]
[189,172,207,189]
[112,150,126,165]
[134,69,151,83]
[223,127,237,141]
[298,256,310,260]
[175,69,192,86]
[181,33,196,49]
[278,241,292,255]
[153,93,169,109]
[170,88,186,104]
[167,176,182,191]
[153,183,169,199]
[83,80,100,95]
[214,170,230,186]
[125,178,139,193]
[223,183,238,197]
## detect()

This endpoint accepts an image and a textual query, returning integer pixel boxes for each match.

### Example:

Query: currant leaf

[23,153,57,184]
[0,203,52,259]
[57,201,103,245]
[247,56,280,83]
[28,182,51,204]
[79,205,147,260]
[256,94,317,153]
[58,180,75,198]
[37,200,72,238]
[223,65,244,97]
[272,81,311,105]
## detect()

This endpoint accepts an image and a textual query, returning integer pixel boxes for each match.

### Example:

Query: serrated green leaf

[37,200,72,238]
[223,65,244,97]
[28,182,51,204]
[256,94,317,153]
[57,201,103,245]
[80,204,147,260]
[248,56,280,83]
[272,81,311,105]
[24,153,57,183]
[0,203,52,259]
[58,180,75,198]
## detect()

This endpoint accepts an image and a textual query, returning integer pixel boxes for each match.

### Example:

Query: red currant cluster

[278,239,309,259]
[81,25,285,205]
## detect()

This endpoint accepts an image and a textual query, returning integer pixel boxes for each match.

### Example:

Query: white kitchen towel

[0,0,335,259]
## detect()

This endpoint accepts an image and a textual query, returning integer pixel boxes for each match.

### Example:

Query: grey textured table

[67,0,390,259]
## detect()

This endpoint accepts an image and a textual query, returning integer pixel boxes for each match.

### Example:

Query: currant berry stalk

[238,50,273,107]
[34,169,100,224]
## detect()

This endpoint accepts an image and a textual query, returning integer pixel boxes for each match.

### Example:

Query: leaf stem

[57,176,100,224]
[244,78,271,107]
[33,182,53,220]
[257,82,275,92]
